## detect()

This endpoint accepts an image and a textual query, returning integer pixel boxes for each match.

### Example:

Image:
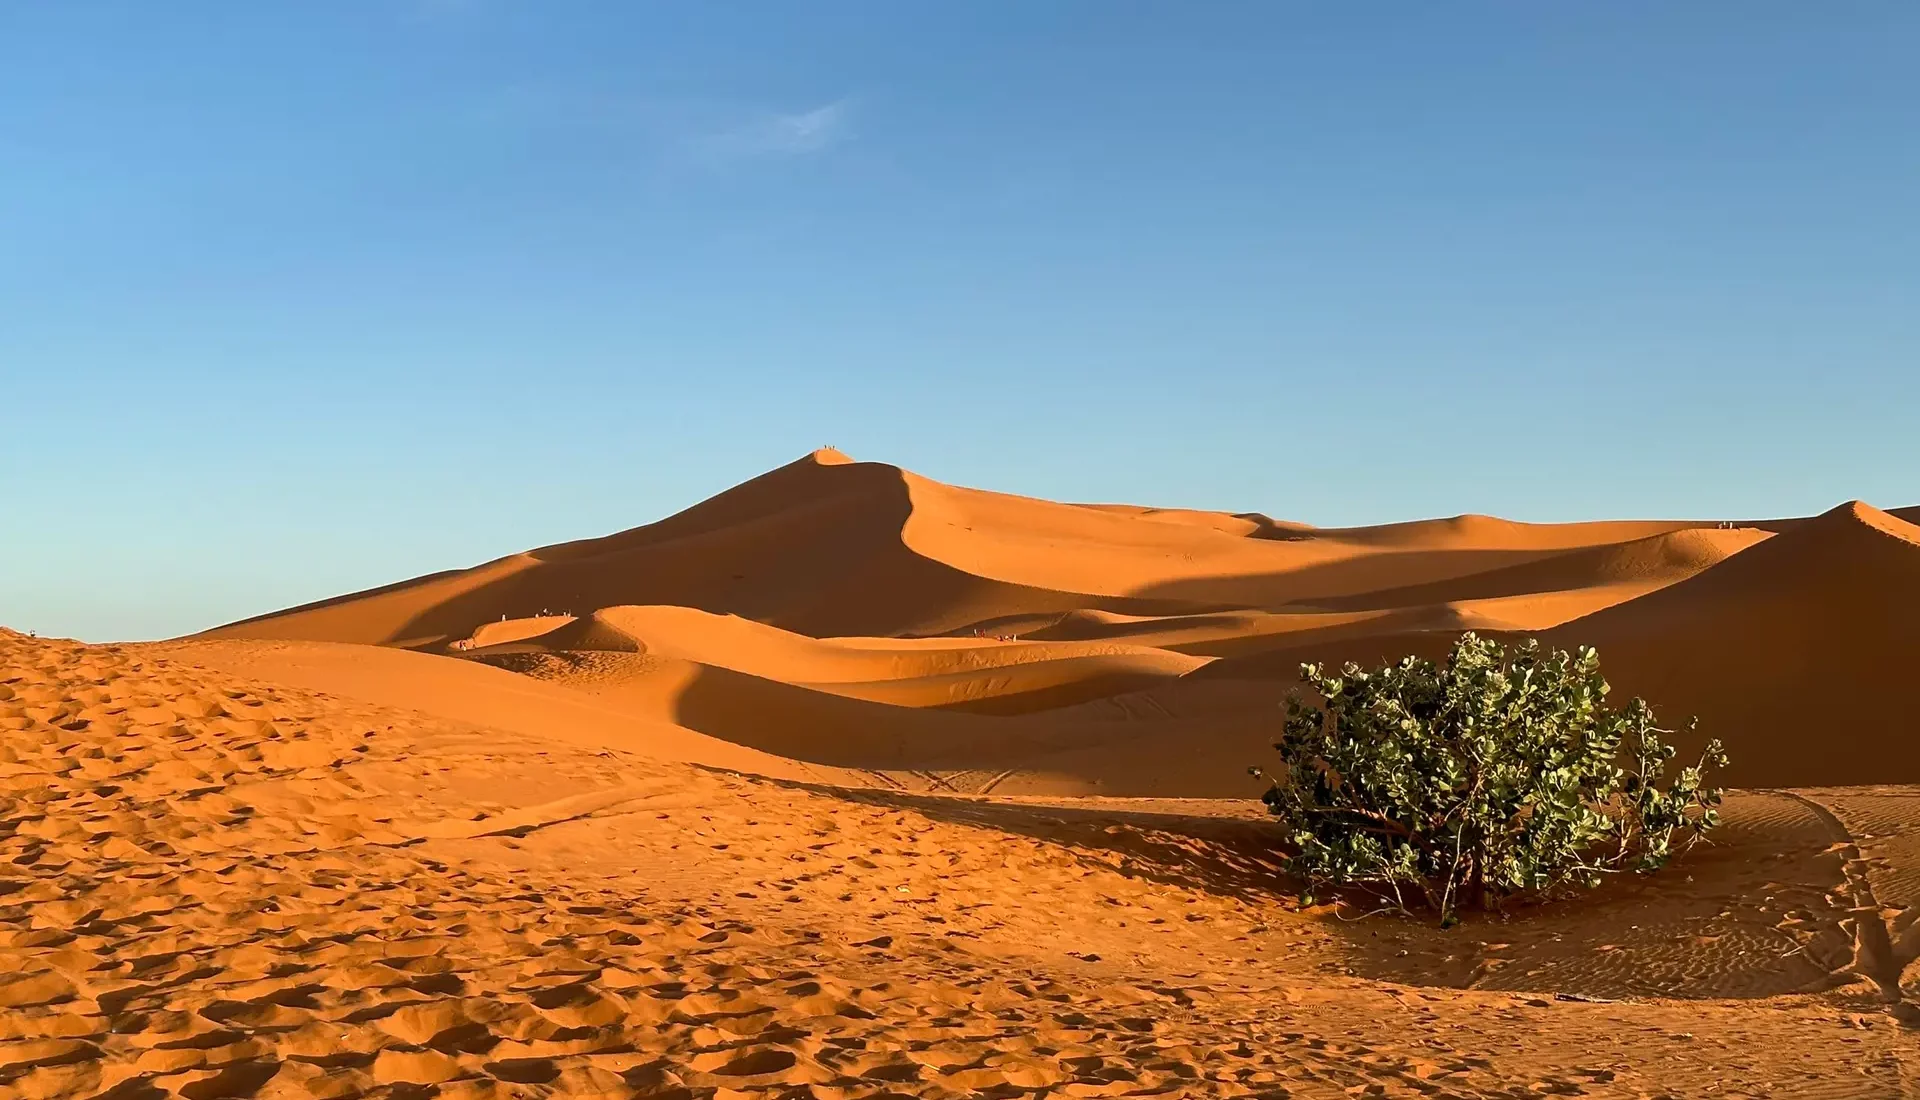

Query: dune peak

[809,446,856,465]
[1816,499,1920,544]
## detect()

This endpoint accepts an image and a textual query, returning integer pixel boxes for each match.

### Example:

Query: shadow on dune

[669,663,1050,768]
[1233,512,1319,541]
[1185,627,1466,682]
[201,454,1231,649]
[205,567,471,635]
[1130,548,1572,610]
[1539,502,1920,788]
[792,784,1851,1001]
[788,784,1300,901]
[1302,528,1766,613]
[666,661,1274,784]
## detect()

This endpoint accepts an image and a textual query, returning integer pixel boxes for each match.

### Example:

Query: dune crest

[1547,500,1920,786]
[185,454,1917,795]
[201,450,1732,649]
[201,453,1238,648]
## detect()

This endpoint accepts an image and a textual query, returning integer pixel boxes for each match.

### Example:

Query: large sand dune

[203,450,1234,649]
[1545,501,1920,787]
[201,449,1711,650]
[195,452,1919,796]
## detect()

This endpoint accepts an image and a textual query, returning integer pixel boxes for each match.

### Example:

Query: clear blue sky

[4,4,1915,642]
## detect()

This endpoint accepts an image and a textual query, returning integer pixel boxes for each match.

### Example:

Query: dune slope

[187,450,1920,795]
[203,450,1726,653]
[1309,526,1770,613]
[1549,501,1920,787]
[202,451,1243,649]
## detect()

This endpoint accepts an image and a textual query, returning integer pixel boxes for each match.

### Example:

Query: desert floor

[6,451,1919,1098]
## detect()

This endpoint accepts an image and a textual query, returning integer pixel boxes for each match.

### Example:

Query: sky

[3,3,1916,642]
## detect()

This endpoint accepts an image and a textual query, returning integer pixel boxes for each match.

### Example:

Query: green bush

[1251,633,1726,925]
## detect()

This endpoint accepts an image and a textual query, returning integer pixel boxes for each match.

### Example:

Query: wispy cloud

[700,100,853,161]
[465,86,857,173]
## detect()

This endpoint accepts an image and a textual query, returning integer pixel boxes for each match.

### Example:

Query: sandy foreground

[7,452,1920,1098]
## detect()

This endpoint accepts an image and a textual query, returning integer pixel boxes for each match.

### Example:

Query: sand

[1544,502,1920,787]
[194,450,1918,794]
[8,452,1920,1096]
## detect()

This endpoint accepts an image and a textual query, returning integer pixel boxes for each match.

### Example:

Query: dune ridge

[1308,526,1770,612]
[191,453,1919,795]
[203,452,1237,650]
[1545,501,1920,787]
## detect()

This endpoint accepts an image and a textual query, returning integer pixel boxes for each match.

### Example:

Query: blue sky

[3,3,1915,641]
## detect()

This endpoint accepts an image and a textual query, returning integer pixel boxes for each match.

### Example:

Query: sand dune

[474,603,1211,685]
[203,449,1728,652]
[1067,502,1320,540]
[466,605,1210,720]
[1545,501,1920,787]
[203,451,1233,649]
[1308,526,1769,613]
[165,637,866,786]
[465,613,576,649]
[190,451,1920,798]
[1016,606,1403,652]
[1308,512,1695,550]
[451,652,1266,793]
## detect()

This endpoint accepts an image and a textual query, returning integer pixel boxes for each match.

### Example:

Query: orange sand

[6,453,1919,1097]
[196,450,1916,794]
